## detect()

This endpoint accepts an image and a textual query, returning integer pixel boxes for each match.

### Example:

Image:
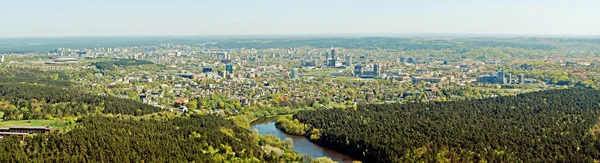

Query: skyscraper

[374,64,380,77]
[327,58,335,67]
[354,65,363,76]
[331,48,337,60]
[497,70,505,84]
[290,68,299,80]
[346,55,352,66]
[507,74,512,84]
[0,55,4,63]
[330,48,337,66]
[518,74,525,84]
[226,64,233,74]
[217,52,230,60]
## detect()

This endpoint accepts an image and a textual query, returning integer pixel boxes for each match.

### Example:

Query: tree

[186,100,198,110]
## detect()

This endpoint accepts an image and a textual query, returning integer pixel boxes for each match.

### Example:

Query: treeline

[0,68,72,86]
[0,83,162,120]
[92,59,154,70]
[275,115,311,135]
[212,37,557,51]
[0,115,304,162]
[294,88,600,162]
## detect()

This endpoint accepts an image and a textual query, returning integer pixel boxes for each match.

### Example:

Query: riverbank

[229,106,316,130]
[272,115,367,163]
[251,118,358,163]
[274,115,311,136]
[273,115,323,140]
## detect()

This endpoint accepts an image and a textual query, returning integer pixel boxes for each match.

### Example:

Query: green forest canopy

[91,59,154,70]
[0,83,162,120]
[294,88,600,162]
[0,115,302,162]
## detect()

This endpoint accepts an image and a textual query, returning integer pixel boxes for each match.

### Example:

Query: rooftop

[9,126,52,130]
[0,132,29,135]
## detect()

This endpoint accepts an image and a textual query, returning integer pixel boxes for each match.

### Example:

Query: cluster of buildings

[477,70,528,84]
[326,49,343,67]
[353,64,380,78]
[30,43,578,117]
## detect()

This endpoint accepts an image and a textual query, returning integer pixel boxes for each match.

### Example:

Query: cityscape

[1,0,600,162]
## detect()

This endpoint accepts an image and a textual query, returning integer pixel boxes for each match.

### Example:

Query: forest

[292,88,600,162]
[0,83,162,120]
[0,68,73,86]
[91,59,155,70]
[0,115,304,162]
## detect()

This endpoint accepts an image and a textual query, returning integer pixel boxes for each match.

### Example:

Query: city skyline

[2,0,600,37]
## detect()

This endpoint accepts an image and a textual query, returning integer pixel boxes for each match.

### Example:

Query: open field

[0,120,57,127]
[0,119,75,132]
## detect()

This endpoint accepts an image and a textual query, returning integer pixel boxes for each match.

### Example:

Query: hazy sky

[1,0,599,37]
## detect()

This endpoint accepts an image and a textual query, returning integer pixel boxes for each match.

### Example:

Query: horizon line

[2,32,600,39]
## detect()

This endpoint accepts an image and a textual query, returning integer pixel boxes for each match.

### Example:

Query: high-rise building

[330,48,337,66]
[354,65,363,76]
[331,49,337,60]
[290,68,299,80]
[518,74,525,84]
[374,64,380,77]
[346,55,352,66]
[226,64,233,74]
[497,70,505,84]
[507,74,512,84]
[0,55,4,63]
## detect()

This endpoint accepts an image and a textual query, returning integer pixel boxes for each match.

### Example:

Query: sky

[1,0,600,37]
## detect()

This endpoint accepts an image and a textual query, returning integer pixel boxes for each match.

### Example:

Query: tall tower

[497,70,505,84]
[331,48,337,66]
[374,64,380,77]
[0,55,4,63]
[507,74,512,84]
[354,65,363,76]
[224,52,230,60]
[346,55,352,66]
[518,74,525,84]
[331,48,337,60]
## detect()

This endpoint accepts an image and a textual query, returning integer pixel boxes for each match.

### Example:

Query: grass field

[0,119,74,132]
[0,120,57,127]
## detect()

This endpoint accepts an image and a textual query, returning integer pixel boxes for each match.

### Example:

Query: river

[250,118,356,163]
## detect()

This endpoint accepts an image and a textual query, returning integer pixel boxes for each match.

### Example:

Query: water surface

[250,118,356,163]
